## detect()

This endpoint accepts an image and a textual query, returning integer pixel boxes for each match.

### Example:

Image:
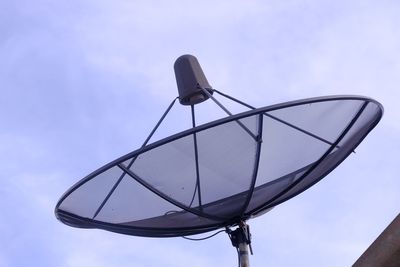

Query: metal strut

[92,97,178,219]
[227,222,253,267]
[212,89,346,151]
[191,104,203,209]
[198,86,258,141]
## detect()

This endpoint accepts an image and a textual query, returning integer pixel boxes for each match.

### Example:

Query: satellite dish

[55,55,383,267]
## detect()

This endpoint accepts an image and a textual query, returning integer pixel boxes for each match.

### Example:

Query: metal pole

[238,242,250,267]
[228,222,253,267]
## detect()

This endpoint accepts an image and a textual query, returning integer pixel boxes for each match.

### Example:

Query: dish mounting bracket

[227,221,253,267]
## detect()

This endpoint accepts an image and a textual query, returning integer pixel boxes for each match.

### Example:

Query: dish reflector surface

[55,96,382,237]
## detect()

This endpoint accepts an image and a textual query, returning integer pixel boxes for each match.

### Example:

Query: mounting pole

[238,242,251,267]
[228,222,253,267]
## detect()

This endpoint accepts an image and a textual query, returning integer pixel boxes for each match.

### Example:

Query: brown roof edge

[353,213,400,267]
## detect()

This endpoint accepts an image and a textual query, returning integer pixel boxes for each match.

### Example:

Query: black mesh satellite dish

[55,55,383,266]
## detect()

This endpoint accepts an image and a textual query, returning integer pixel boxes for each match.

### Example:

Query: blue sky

[1,1,399,266]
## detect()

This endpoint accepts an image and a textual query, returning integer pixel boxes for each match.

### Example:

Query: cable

[182,229,226,241]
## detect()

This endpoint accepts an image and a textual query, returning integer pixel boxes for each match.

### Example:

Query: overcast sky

[1,1,399,266]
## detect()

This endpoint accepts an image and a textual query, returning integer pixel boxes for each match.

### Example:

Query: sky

[0,0,399,266]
